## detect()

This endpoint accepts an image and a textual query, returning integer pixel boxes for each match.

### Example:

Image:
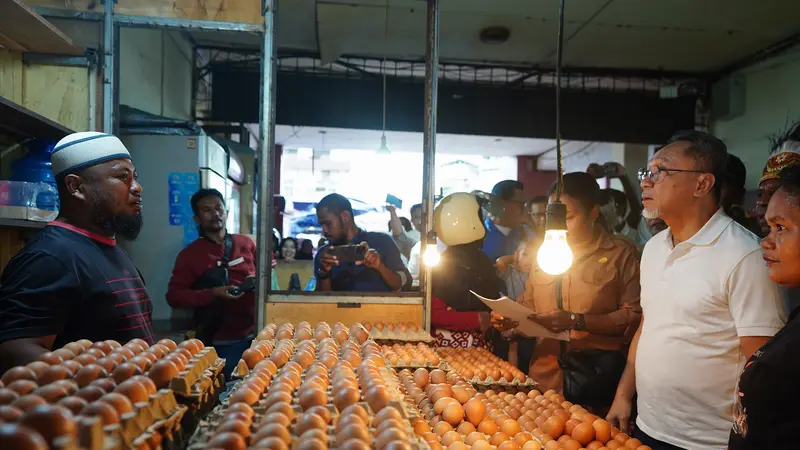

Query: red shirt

[166,234,256,341]
[431,297,481,331]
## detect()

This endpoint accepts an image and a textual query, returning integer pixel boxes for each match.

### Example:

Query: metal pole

[102,0,114,133]
[420,0,440,332]
[255,0,277,332]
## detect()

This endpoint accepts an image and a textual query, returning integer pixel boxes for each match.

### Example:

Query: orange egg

[208,432,247,450]
[498,442,521,450]
[98,393,133,416]
[592,419,612,443]
[464,398,486,426]
[624,438,642,449]
[613,433,630,444]
[442,402,465,426]
[0,404,23,422]
[1,367,37,386]
[148,360,179,389]
[477,419,498,435]
[19,404,76,444]
[490,432,510,445]
[253,423,292,444]
[542,416,565,438]
[571,422,595,446]
[521,441,543,450]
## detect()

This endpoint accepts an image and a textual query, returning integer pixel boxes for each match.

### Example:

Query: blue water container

[10,139,59,211]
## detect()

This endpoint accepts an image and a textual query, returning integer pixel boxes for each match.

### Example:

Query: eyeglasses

[637,166,706,184]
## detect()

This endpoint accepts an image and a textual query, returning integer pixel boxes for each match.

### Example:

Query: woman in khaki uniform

[493,172,642,396]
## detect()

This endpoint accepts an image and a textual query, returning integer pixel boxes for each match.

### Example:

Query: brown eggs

[80,401,120,425]
[1,367,36,386]
[0,423,48,450]
[19,404,77,444]
[148,359,179,389]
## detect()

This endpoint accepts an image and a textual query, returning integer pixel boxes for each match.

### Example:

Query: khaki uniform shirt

[518,231,642,392]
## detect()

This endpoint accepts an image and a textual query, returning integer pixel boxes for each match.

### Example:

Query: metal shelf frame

[34,0,441,332]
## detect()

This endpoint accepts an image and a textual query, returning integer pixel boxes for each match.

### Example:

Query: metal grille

[277,55,704,95]
[194,48,705,120]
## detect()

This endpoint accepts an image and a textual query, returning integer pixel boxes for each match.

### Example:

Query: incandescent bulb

[422,244,441,267]
[536,229,573,275]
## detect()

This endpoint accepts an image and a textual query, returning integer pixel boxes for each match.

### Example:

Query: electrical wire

[555,0,566,201]
[382,0,389,138]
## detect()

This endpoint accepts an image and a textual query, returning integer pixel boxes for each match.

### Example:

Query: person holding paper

[491,171,642,406]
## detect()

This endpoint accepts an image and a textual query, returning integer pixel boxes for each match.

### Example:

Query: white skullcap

[52,132,131,176]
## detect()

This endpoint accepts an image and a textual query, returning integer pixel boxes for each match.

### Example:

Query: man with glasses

[606,130,785,450]
[166,188,257,379]
[482,180,533,262]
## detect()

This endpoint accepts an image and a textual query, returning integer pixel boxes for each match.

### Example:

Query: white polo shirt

[635,209,785,450]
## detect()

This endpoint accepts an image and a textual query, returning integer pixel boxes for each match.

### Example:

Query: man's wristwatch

[571,313,586,331]
[316,268,331,280]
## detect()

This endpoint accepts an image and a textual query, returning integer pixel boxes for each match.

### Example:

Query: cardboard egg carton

[169,347,224,398]
[467,375,538,388]
[370,328,434,343]
[75,389,187,450]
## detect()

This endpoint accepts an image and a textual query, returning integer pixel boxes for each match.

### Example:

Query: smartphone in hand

[386,194,403,209]
[229,276,256,296]
[328,245,367,263]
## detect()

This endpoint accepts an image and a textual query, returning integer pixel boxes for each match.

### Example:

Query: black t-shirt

[432,243,501,312]
[0,223,155,349]
[729,309,800,449]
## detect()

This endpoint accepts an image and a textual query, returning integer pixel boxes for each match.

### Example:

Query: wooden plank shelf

[0,95,73,140]
[0,218,48,229]
[0,0,83,55]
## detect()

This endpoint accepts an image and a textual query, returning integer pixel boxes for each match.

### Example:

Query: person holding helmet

[430,192,503,348]
[491,172,642,409]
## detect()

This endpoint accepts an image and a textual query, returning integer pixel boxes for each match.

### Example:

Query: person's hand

[528,311,577,333]
[586,163,604,179]
[491,312,519,332]
[386,205,397,215]
[603,162,626,178]
[495,255,514,273]
[606,395,634,433]
[210,286,244,301]
[357,242,382,269]
[319,247,339,273]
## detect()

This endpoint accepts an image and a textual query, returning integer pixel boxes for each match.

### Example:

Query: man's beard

[642,208,660,220]
[90,188,143,240]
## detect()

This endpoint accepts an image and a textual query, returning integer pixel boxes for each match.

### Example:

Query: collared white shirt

[635,209,785,450]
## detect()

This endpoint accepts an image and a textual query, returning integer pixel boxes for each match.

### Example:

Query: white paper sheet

[472,291,570,341]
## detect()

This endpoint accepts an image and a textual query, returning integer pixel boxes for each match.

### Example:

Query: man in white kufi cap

[0,132,155,371]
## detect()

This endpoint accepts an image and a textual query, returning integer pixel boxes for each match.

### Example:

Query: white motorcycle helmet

[434,192,486,247]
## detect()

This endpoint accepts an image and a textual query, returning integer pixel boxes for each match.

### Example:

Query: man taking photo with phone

[315,193,411,292]
[166,189,257,379]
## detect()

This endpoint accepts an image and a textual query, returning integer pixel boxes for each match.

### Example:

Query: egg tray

[189,399,421,449]
[385,360,450,371]
[231,340,389,380]
[168,347,224,398]
[79,389,188,450]
[370,329,435,343]
[466,376,538,389]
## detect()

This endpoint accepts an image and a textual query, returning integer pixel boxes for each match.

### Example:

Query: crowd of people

[1,122,800,449]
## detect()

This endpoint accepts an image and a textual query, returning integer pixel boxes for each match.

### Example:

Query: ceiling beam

[712,32,800,81]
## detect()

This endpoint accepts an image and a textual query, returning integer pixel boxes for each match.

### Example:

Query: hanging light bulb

[376,0,391,155]
[536,202,572,275]
[535,0,572,276]
[422,232,440,267]
[377,133,390,154]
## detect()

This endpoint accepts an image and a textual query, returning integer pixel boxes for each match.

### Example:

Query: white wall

[712,45,800,189]
[119,28,193,120]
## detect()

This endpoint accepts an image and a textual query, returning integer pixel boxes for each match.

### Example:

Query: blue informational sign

[168,172,201,247]
[183,224,199,247]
